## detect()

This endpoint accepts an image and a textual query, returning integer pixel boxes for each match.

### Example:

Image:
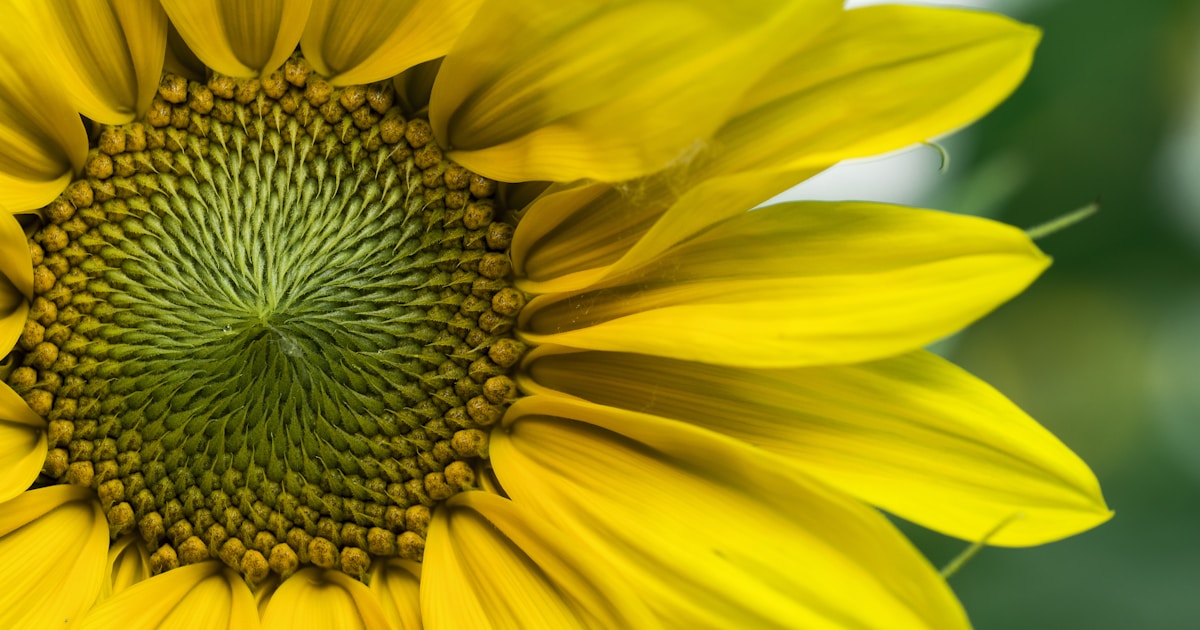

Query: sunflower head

[0,2,1109,628]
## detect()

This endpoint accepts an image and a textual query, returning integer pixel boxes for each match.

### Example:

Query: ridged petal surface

[522,202,1049,367]
[302,0,483,85]
[492,410,969,629]
[423,491,656,629]
[0,383,45,504]
[26,0,167,123]
[369,559,423,630]
[260,567,390,629]
[0,13,87,211]
[78,561,259,629]
[524,348,1111,546]
[0,486,108,628]
[161,0,311,77]
[430,0,838,182]
[100,535,151,600]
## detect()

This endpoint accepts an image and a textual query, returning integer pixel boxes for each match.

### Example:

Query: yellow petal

[260,568,389,629]
[710,5,1040,177]
[161,0,312,78]
[492,410,969,629]
[25,0,167,124]
[521,201,1049,367]
[515,167,813,292]
[524,348,1111,546]
[163,21,207,80]
[78,561,259,629]
[0,486,108,627]
[0,212,32,361]
[430,0,839,183]
[369,559,422,630]
[0,382,45,503]
[303,0,483,85]
[100,535,151,600]
[513,5,1041,278]
[423,491,656,629]
[0,22,88,211]
[392,57,441,114]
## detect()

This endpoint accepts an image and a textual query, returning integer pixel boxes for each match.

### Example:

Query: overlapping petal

[0,212,32,361]
[0,16,87,212]
[712,4,1040,177]
[0,383,45,504]
[523,348,1111,546]
[302,0,483,85]
[492,409,969,629]
[430,0,839,182]
[100,535,151,600]
[522,201,1049,367]
[511,5,1038,285]
[0,486,108,628]
[260,568,389,629]
[161,0,311,78]
[78,561,258,629]
[24,0,167,124]
[423,491,656,629]
[369,559,423,630]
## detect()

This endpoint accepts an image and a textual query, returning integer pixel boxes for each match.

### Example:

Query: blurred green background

[791,0,1200,626]
[915,0,1199,627]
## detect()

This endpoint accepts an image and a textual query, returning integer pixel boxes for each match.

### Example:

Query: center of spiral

[5,55,525,582]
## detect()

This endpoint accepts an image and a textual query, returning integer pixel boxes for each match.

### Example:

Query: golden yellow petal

[524,348,1112,546]
[0,486,108,627]
[77,561,259,629]
[514,168,812,292]
[492,410,968,629]
[431,0,839,183]
[303,0,483,85]
[100,535,151,600]
[0,211,32,363]
[423,491,656,629]
[369,559,422,630]
[522,201,1049,367]
[26,0,167,124]
[0,19,88,211]
[711,5,1041,176]
[161,0,312,78]
[260,567,389,629]
[0,383,46,504]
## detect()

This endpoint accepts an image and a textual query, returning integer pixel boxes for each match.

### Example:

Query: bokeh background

[783,0,1200,627]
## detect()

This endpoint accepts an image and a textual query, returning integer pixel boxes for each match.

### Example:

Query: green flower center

[5,56,525,582]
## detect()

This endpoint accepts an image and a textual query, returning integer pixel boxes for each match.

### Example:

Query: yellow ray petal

[0,212,32,361]
[0,383,46,503]
[163,21,207,80]
[161,0,312,78]
[26,0,167,124]
[515,167,814,292]
[710,5,1040,177]
[0,21,88,211]
[521,201,1049,367]
[0,486,108,627]
[430,0,839,183]
[423,491,656,629]
[370,559,422,630]
[523,348,1111,546]
[514,6,1041,282]
[260,568,389,629]
[100,535,151,600]
[303,0,483,85]
[78,561,259,629]
[492,411,969,629]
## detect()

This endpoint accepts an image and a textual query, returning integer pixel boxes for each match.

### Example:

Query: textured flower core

[4,56,525,582]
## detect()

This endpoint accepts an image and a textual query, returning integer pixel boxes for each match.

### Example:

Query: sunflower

[0,1,1110,628]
